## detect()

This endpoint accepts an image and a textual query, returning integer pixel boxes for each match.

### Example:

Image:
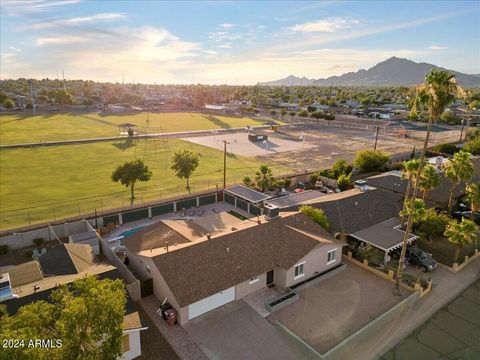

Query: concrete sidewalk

[335,258,480,360]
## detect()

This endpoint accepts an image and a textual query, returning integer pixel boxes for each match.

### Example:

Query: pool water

[119,226,146,238]
[0,286,14,301]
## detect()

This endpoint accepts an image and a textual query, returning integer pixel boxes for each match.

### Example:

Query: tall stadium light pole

[223,140,230,189]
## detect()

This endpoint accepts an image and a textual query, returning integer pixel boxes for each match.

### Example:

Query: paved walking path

[139,295,208,360]
[334,258,480,360]
[0,125,273,149]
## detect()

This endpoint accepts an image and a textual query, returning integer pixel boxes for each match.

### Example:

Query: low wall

[290,263,346,292]
[323,291,420,360]
[344,253,432,298]
[438,249,479,273]
[265,292,299,313]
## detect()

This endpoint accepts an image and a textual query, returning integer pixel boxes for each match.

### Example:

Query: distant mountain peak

[260,58,480,87]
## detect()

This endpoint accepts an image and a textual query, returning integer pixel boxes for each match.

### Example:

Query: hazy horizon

[1,0,479,85]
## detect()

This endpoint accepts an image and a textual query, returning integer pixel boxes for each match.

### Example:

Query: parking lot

[267,261,410,354]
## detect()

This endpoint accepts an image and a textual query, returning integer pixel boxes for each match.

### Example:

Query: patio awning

[349,218,418,252]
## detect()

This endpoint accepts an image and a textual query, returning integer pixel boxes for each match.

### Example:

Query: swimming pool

[118,226,146,238]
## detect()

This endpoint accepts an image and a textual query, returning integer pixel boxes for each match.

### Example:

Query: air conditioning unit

[264,203,280,220]
[354,180,368,191]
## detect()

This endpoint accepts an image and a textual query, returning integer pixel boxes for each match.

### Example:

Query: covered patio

[349,218,418,265]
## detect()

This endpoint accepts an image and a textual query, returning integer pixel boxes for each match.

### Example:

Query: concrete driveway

[183,300,314,360]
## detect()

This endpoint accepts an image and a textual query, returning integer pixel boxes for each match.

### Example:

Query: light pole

[223,140,230,189]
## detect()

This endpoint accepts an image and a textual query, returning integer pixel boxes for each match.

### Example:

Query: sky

[1,0,479,84]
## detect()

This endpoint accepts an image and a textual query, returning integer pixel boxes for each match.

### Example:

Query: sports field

[0,138,289,230]
[0,112,279,145]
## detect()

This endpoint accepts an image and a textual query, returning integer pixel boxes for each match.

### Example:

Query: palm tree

[399,198,426,226]
[443,150,474,214]
[418,164,441,201]
[444,218,479,263]
[465,183,480,213]
[400,159,419,225]
[254,164,275,192]
[394,70,464,295]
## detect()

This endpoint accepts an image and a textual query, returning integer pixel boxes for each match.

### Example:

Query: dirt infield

[183,123,458,173]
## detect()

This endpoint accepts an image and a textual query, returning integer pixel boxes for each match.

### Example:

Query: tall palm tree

[444,218,479,263]
[418,164,441,201]
[465,183,480,213]
[254,164,275,192]
[443,150,474,214]
[394,70,464,295]
[399,198,426,226]
[400,159,419,225]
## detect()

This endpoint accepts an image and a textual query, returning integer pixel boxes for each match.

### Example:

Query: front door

[266,270,274,286]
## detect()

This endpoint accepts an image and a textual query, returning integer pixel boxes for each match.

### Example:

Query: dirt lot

[267,261,410,354]
[183,123,458,173]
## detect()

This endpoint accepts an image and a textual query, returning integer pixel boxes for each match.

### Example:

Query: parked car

[391,246,437,272]
[452,211,480,225]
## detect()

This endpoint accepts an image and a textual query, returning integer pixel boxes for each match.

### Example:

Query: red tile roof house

[124,212,343,324]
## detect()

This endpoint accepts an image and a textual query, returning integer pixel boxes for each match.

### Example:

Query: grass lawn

[0,138,289,230]
[0,112,280,145]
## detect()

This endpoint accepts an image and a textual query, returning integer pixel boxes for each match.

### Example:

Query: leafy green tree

[332,158,349,178]
[416,209,449,242]
[289,111,296,120]
[439,110,461,125]
[354,150,389,173]
[254,164,275,192]
[269,110,276,116]
[298,109,309,117]
[399,198,426,226]
[464,138,480,155]
[418,164,441,201]
[54,89,74,105]
[444,218,479,263]
[280,108,287,119]
[112,159,152,204]
[299,205,329,230]
[442,150,474,214]
[170,150,199,192]
[465,183,480,213]
[469,128,480,141]
[433,143,458,155]
[337,173,352,191]
[0,276,127,360]
[3,98,15,109]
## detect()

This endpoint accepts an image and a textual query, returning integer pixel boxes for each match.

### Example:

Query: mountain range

[260,57,480,87]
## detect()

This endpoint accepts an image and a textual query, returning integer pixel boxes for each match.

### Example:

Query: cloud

[289,17,360,33]
[218,23,235,28]
[1,0,81,16]
[36,36,88,45]
[427,45,448,51]
[18,12,127,31]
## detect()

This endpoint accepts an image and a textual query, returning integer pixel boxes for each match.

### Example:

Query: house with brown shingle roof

[1,243,147,360]
[124,211,343,324]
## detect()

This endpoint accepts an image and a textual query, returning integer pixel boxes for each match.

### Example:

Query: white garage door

[188,287,235,320]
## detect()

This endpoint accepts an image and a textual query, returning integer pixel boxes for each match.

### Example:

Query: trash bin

[159,303,172,320]
[164,308,177,326]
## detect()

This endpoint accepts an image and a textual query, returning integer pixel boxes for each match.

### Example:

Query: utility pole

[223,140,230,189]
[373,126,380,151]
[459,119,465,142]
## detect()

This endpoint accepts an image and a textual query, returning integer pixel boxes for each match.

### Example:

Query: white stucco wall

[118,330,142,360]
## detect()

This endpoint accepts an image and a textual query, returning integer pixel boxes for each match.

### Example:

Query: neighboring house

[0,243,146,360]
[310,103,329,112]
[345,100,360,109]
[124,212,342,324]
[365,168,474,209]
[204,104,234,114]
[278,102,300,111]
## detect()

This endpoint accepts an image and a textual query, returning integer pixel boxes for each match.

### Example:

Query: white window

[327,249,337,265]
[249,276,259,284]
[294,262,305,280]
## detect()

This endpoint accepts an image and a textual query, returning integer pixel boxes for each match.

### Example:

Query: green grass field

[0,112,278,145]
[0,138,289,230]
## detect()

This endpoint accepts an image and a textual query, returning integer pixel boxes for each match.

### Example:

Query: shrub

[357,245,383,266]
[464,138,480,155]
[439,111,462,125]
[332,159,349,178]
[354,150,389,173]
[299,205,329,230]
[33,237,44,247]
[337,173,352,191]
[416,209,449,242]
[468,128,480,140]
[0,245,8,255]
[298,110,309,117]
[433,143,458,155]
